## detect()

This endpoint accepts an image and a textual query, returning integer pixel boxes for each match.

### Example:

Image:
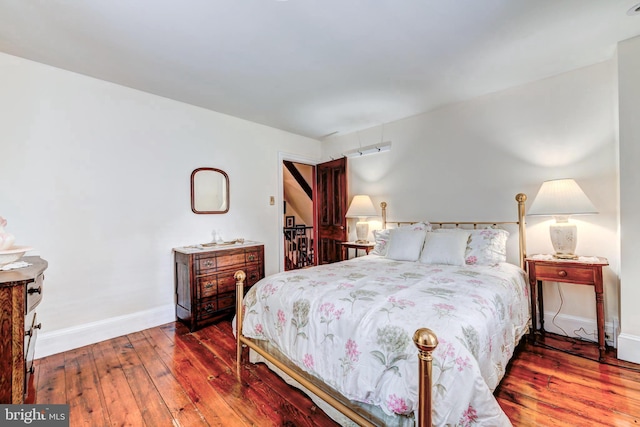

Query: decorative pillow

[371,229,391,256]
[419,231,470,266]
[371,222,431,256]
[385,227,428,261]
[435,228,509,265]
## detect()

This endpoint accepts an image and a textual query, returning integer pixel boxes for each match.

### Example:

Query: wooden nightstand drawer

[534,264,595,284]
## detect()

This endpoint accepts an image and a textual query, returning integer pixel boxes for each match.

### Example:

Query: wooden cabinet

[0,256,47,403]
[174,243,264,331]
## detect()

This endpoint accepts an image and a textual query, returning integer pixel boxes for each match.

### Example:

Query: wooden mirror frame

[190,167,230,214]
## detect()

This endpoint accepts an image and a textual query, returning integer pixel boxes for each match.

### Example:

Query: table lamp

[346,195,377,243]
[527,178,597,259]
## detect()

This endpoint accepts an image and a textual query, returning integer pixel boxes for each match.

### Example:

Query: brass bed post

[515,193,527,270]
[235,270,246,380]
[414,329,438,427]
[381,201,387,229]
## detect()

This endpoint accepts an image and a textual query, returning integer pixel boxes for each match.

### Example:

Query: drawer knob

[205,303,214,312]
[557,270,567,277]
[205,282,214,289]
[248,255,255,261]
[204,260,213,267]
[28,286,42,295]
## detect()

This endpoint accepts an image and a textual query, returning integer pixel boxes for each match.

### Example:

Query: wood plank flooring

[33,320,640,426]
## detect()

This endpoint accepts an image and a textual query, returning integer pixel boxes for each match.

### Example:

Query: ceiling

[1,1,639,139]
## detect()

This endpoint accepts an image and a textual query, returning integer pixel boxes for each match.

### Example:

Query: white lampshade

[346,195,377,218]
[528,179,597,216]
[346,195,377,243]
[528,179,597,259]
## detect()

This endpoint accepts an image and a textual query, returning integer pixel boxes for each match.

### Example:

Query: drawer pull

[204,282,214,289]
[28,286,42,295]
[557,270,567,277]
[250,274,257,280]
[248,255,255,261]
[204,303,214,312]
[25,323,42,337]
[203,260,213,267]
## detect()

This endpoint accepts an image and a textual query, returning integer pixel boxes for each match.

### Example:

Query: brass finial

[515,193,527,203]
[413,328,438,352]
[234,270,246,282]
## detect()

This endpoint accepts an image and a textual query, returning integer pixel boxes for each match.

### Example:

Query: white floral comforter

[241,256,529,426]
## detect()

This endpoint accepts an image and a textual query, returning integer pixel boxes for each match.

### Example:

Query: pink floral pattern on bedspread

[241,256,529,426]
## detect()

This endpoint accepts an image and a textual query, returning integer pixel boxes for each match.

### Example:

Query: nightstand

[340,242,375,261]
[525,256,609,361]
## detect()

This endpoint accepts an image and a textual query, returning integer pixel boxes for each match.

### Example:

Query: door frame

[277,151,321,272]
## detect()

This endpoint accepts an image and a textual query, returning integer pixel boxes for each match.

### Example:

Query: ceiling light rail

[343,142,392,158]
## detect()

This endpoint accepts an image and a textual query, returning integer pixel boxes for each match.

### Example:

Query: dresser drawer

[26,274,44,314]
[197,256,217,272]
[245,266,262,287]
[218,293,235,311]
[535,264,595,284]
[217,252,247,269]
[246,249,260,264]
[196,299,218,320]
[197,275,218,299]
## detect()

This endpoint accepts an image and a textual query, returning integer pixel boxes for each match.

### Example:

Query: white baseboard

[35,304,176,359]
[541,311,619,348]
[617,333,640,364]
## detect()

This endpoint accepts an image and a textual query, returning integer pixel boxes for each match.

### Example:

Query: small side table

[340,242,375,261]
[525,256,609,362]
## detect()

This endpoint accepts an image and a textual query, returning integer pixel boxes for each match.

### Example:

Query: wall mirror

[191,167,229,214]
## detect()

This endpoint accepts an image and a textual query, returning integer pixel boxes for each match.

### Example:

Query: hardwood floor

[33,320,640,426]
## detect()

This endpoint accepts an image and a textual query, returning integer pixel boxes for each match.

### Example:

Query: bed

[234,194,529,426]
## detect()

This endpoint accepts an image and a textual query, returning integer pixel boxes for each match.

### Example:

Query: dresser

[0,256,47,403]
[174,242,264,331]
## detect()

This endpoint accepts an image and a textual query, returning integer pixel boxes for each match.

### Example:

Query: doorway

[279,156,348,271]
[283,161,315,271]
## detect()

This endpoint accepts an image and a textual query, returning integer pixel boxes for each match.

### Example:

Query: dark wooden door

[315,157,347,264]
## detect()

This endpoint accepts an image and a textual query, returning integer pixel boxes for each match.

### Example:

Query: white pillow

[371,222,431,256]
[371,229,391,256]
[385,228,427,261]
[435,228,509,265]
[419,231,470,266]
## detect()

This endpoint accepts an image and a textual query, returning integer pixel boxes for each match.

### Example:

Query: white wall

[323,60,620,347]
[0,52,321,357]
[618,36,640,363]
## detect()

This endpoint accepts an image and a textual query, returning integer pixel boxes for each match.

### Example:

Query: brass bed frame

[234,193,528,427]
